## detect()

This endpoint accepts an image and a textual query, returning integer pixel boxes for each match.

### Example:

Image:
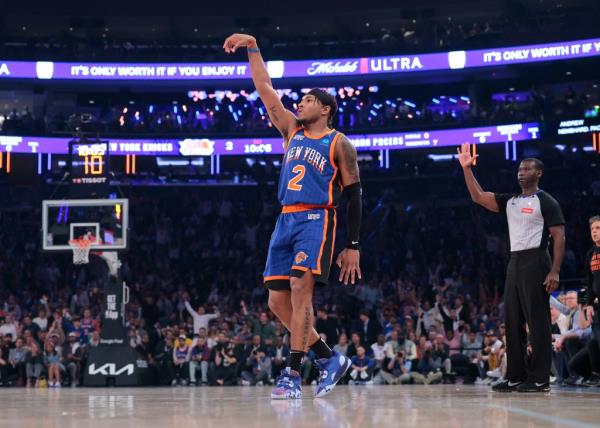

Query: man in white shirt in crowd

[0,315,18,342]
[33,307,48,332]
[184,294,220,336]
[370,334,387,368]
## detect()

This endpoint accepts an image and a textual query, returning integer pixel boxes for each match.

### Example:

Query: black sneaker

[492,380,522,392]
[516,381,550,393]
[583,373,600,387]
[563,375,581,386]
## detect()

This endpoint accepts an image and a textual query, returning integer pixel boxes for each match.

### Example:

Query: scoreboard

[68,139,110,197]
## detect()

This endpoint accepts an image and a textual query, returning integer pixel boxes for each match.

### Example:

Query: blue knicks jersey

[278,128,343,207]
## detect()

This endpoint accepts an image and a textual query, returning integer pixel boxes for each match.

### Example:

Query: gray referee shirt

[495,191,565,252]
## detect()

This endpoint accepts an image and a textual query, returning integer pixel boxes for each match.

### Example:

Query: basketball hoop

[68,235,96,265]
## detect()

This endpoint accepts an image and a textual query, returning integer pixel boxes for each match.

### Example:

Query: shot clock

[68,139,110,197]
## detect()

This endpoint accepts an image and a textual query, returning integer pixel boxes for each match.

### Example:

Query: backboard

[42,199,129,251]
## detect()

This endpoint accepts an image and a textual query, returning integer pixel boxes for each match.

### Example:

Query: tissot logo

[306,61,359,75]
[88,363,135,376]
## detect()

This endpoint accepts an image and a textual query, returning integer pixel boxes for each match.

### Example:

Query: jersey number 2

[287,165,305,191]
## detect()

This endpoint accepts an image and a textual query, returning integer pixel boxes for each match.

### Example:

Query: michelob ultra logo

[307,61,359,75]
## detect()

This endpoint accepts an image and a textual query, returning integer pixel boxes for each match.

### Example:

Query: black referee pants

[504,248,552,384]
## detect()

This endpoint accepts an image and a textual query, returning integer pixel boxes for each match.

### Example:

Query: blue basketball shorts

[263,208,336,290]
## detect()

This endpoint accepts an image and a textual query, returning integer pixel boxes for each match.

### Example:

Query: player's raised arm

[223,33,299,142]
[335,134,362,285]
[457,143,500,212]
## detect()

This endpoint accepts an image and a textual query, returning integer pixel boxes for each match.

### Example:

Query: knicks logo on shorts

[295,251,309,264]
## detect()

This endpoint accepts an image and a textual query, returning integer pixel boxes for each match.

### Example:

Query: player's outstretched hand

[336,249,361,285]
[223,33,257,53]
[457,143,477,168]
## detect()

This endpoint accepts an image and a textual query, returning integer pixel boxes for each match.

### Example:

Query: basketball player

[224,33,362,399]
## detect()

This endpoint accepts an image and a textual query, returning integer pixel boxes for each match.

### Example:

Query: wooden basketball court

[1,385,599,427]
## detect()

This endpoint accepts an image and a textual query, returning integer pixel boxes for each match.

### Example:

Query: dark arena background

[1,0,600,426]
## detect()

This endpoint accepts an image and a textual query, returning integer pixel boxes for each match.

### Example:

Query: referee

[457,143,565,393]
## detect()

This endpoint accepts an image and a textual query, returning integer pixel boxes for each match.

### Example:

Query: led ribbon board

[0,122,540,156]
[0,39,599,80]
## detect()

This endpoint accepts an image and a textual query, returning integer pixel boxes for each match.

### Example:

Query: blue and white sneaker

[314,352,352,398]
[271,367,302,400]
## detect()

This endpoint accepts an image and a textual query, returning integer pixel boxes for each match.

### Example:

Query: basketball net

[68,234,96,265]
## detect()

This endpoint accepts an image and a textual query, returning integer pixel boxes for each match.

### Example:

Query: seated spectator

[44,341,64,388]
[371,334,387,368]
[25,342,44,387]
[154,334,175,386]
[241,347,271,386]
[376,349,412,385]
[173,334,191,386]
[0,315,18,342]
[189,335,212,386]
[482,330,504,380]
[0,334,12,383]
[135,332,157,385]
[21,316,40,338]
[445,328,462,357]
[384,330,401,358]
[564,304,594,385]
[553,292,593,385]
[8,337,27,386]
[315,307,339,348]
[413,343,444,385]
[62,332,84,387]
[353,310,381,348]
[399,333,418,363]
[70,317,87,345]
[208,340,237,386]
[348,346,375,384]
[33,308,49,332]
[89,331,100,348]
[432,334,452,375]
[333,333,349,357]
[347,332,364,359]
[268,336,289,379]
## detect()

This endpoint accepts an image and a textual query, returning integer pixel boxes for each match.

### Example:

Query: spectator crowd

[1,81,599,137]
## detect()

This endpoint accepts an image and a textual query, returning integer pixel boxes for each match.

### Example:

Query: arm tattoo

[302,306,311,350]
[339,135,360,184]
[269,105,289,143]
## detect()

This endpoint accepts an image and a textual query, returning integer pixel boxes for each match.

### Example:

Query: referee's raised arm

[457,143,500,212]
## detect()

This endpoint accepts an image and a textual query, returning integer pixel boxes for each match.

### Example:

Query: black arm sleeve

[344,182,362,247]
